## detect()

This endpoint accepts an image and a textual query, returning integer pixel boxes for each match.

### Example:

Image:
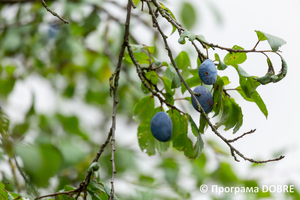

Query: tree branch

[228,129,256,143]
[149,0,284,164]
[40,0,69,24]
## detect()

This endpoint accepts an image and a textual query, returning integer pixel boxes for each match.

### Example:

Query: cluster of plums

[150,59,217,142]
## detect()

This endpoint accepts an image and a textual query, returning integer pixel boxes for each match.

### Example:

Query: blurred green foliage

[0,0,297,200]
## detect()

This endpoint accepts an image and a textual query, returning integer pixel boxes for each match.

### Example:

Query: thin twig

[252,40,261,50]
[228,129,256,143]
[8,157,21,193]
[129,0,137,8]
[35,189,79,200]
[108,1,134,199]
[41,0,69,24]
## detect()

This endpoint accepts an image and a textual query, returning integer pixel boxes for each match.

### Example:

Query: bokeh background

[0,0,300,199]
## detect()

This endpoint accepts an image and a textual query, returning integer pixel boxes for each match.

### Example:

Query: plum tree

[191,86,213,114]
[0,0,291,200]
[198,59,217,85]
[150,111,173,142]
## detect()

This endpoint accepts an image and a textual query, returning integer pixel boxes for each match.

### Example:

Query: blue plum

[198,59,217,85]
[150,111,172,142]
[191,86,213,114]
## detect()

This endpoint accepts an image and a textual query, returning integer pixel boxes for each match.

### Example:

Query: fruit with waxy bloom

[198,59,217,85]
[191,86,213,114]
[150,111,173,142]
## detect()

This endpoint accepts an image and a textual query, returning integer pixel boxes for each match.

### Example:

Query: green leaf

[64,185,76,191]
[12,123,29,139]
[8,192,23,200]
[188,114,198,137]
[237,86,268,118]
[83,11,100,36]
[189,68,198,77]
[102,183,119,200]
[145,71,159,85]
[0,77,16,98]
[236,86,254,102]
[214,53,227,70]
[171,73,182,88]
[199,113,208,134]
[133,0,140,5]
[15,143,63,187]
[254,56,287,84]
[178,30,196,44]
[180,2,196,30]
[159,2,177,35]
[181,76,201,94]
[58,139,88,166]
[63,82,75,98]
[58,115,89,140]
[152,56,168,67]
[168,109,183,141]
[0,108,9,133]
[137,108,162,156]
[224,45,247,66]
[255,30,267,41]
[188,115,204,159]
[7,193,14,200]
[0,182,8,200]
[161,158,179,185]
[240,76,260,98]
[164,64,181,88]
[141,82,150,94]
[175,51,191,72]
[255,30,286,51]
[133,96,155,122]
[211,162,238,184]
[87,162,100,172]
[215,95,243,133]
[169,111,194,157]
[213,76,224,117]
[163,93,174,105]
[252,91,268,118]
[155,139,170,155]
[232,65,260,98]
[124,44,154,65]
[4,65,16,75]
[161,77,174,95]
[221,76,230,86]
[175,51,191,80]
[196,34,208,44]
[238,65,253,77]
[276,56,288,82]
[164,64,175,81]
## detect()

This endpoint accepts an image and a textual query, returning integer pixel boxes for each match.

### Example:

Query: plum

[198,59,217,85]
[191,86,213,114]
[150,111,172,142]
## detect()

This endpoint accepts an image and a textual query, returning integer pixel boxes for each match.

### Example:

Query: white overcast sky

[168,0,300,189]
